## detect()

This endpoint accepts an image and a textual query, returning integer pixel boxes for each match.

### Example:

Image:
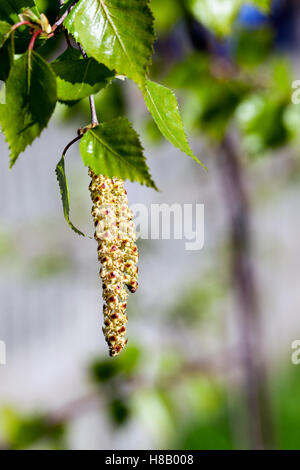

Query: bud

[40,13,52,35]
[19,8,40,25]
[89,170,138,357]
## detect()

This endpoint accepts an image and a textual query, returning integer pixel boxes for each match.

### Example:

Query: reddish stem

[10,21,32,32]
[29,29,42,51]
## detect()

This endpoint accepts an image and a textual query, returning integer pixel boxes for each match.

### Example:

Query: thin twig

[62,135,83,158]
[29,29,42,50]
[10,21,32,32]
[88,96,99,127]
[78,44,99,126]
[78,43,87,59]
[53,1,78,29]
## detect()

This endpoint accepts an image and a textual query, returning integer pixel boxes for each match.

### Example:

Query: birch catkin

[89,169,138,357]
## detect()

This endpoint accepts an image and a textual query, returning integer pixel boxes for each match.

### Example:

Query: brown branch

[219,134,264,450]
[180,5,275,450]
[45,390,102,427]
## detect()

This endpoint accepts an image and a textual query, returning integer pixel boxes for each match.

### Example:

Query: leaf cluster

[0,0,204,234]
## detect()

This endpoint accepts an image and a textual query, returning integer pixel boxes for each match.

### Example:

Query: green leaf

[55,154,85,236]
[80,117,157,189]
[64,0,154,88]
[186,0,243,37]
[144,80,206,168]
[233,27,273,67]
[0,1,35,23]
[167,54,250,141]
[51,58,115,103]
[186,0,271,37]
[90,345,141,383]
[0,50,57,166]
[0,21,12,47]
[54,47,83,62]
[150,0,182,33]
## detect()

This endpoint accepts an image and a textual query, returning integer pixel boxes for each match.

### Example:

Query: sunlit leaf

[0,50,57,166]
[144,80,206,168]
[0,21,11,47]
[80,117,157,188]
[187,0,242,36]
[186,0,271,37]
[64,0,154,88]
[51,58,115,103]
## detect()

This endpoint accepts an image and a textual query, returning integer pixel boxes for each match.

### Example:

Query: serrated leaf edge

[63,0,155,90]
[83,117,158,190]
[145,80,207,170]
[55,154,86,237]
[5,50,57,168]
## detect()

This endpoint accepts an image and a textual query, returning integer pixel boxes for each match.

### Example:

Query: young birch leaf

[186,0,243,37]
[144,80,206,169]
[0,1,35,23]
[55,155,85,237]
[63,0,154,89]
[0,50,57,167]
[186,0,271,37]
[0,21,12,47]
[51,59,115,103]
[54,47,83,62]
[80,117,157,189]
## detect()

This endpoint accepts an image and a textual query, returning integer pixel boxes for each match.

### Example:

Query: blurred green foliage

[90,345,141,383]
[0,230,15,260]
[0,408,66,450]
[186,0,246,37]
[1,0,300,452]
[168,273,225,325]
[4,342,300,449]
[233,27,274,67]
[165,48,296,154]
[30,252,72,280]
[273,366,300,450]
[151,0,182,33]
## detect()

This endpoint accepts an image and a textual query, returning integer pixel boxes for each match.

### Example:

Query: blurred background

[1,0,300,450]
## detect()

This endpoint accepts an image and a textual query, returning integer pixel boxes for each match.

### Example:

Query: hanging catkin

[89,169,138,357]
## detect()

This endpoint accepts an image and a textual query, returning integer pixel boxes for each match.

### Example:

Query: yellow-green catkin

[89,169,138,357]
